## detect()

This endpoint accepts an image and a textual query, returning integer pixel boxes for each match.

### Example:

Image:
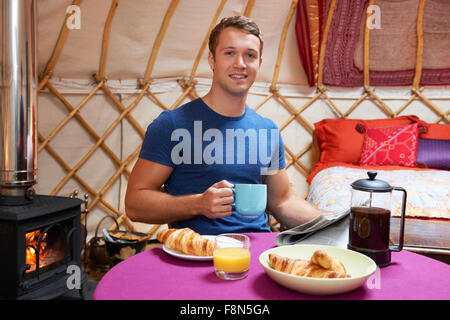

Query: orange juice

[213,247,251,273]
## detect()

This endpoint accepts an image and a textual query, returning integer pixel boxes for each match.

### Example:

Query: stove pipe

[0,0,38,203]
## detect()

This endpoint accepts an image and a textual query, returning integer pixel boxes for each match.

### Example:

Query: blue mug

[231,184,267,218]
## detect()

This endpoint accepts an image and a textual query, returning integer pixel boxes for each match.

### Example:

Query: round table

[93,232,449,300]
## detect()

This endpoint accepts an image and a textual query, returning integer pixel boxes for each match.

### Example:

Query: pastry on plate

[157,228,214,256]
[269,249,350,279]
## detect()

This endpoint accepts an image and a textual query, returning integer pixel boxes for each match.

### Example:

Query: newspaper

[274,209,350,248]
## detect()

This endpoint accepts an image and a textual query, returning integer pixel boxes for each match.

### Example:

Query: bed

[306,116,450,261]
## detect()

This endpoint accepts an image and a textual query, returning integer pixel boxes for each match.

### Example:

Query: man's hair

[208,16,264,58]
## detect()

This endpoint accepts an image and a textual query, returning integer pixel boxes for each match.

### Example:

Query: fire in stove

[25,229,65,274]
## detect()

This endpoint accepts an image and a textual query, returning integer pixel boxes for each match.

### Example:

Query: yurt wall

[35,0,450,240]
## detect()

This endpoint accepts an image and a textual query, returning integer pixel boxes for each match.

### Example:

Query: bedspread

[307,166,450,219]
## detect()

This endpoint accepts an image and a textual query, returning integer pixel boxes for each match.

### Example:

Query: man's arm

[265,168,324,229]
[125,158,234,224]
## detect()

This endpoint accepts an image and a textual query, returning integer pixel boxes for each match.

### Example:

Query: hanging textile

[301,0,450,87]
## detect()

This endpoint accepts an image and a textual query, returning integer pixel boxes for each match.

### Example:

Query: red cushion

[314,115,419,165]
[418,122,450,140]
[360,123,420,167]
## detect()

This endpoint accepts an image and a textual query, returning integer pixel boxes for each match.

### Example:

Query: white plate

[162,235,215,261]
[259,244,377,296]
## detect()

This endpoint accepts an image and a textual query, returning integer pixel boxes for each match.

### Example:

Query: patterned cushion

[360,123,419,167]
[314,116,419,165]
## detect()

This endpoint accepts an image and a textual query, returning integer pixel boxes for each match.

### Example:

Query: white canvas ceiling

[37,0,308,85]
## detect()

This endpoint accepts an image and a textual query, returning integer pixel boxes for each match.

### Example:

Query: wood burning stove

[0,195,87,299]
[1,0,87,299]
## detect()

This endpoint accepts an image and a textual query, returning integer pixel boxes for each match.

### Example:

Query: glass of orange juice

[213,234,250,280]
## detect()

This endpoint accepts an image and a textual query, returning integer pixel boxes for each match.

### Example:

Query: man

[125,16,324,235]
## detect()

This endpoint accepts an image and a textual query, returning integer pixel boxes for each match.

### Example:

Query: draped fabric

[296,0,450,87]
[295,0,326,86]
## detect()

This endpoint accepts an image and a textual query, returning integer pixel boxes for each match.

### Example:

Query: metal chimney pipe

[0,0,38,202]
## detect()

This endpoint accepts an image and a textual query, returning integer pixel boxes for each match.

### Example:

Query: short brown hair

[208,16,264,58]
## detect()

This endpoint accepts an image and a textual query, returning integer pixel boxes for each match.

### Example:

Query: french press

[348,171,407,267]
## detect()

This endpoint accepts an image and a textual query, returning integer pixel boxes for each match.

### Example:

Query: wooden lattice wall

[36,0,450,238]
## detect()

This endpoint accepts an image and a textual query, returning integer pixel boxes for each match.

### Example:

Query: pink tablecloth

[93,232,449,300]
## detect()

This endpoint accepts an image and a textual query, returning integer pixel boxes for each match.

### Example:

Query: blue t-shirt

[139,98,286,235]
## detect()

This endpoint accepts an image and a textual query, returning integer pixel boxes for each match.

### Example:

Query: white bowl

[259,244,377,296]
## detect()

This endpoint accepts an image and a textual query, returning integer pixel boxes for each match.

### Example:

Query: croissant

[268,252,350,279]
[310,249,347,275]
[157,228,214,256]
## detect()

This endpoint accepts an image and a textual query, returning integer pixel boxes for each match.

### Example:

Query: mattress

[307,166,450,220]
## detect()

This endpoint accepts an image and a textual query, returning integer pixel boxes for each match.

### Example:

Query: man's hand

[200,180,234,219]
[126,159,235,224]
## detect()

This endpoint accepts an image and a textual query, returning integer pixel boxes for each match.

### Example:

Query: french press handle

[389,187,407,252]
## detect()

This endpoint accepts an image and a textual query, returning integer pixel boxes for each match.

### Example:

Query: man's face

[208,27,262,97]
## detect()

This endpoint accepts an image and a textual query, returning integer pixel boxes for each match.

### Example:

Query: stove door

[25,224,68,276]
